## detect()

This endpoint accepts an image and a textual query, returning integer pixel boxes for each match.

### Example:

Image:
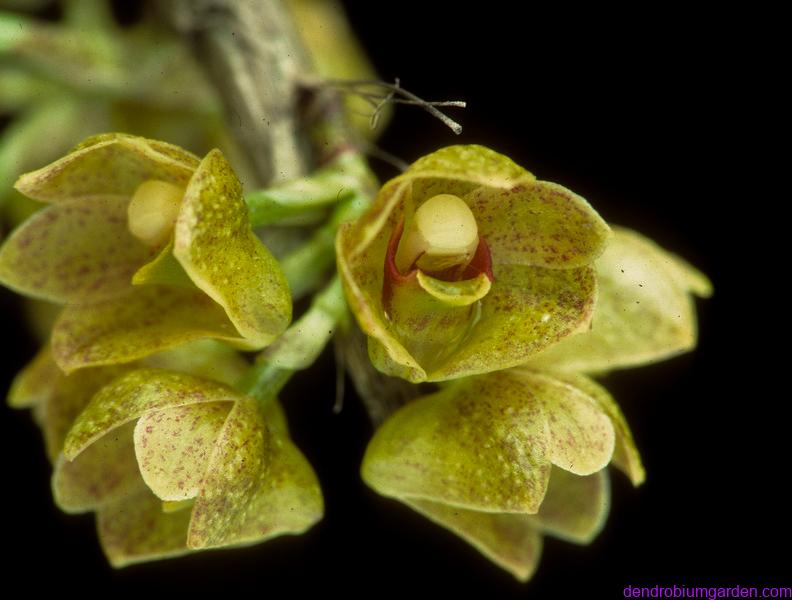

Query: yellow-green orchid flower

[0,133,292,372]
[337,145,611,383]
[61,368,322,566]
[10,356,324,568]
[359,222,712,580]
[361,368,643,580]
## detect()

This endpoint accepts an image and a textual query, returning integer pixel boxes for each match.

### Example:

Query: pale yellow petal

[363,371,615,514]
[134,402,232,501]
[132,239,194,288]
[426,264,597,381]
[221,421,323,546]
[7,345,60,409]
[538,371,645,485]
[467,180,611,269]
[41,364,129,461]
[63,369,238,460]
[529,468,610,543]
[408,145,534,189]
[186,397,268,547]
[188,397,323,548]
[51,286,254,373]
[362,376,551,513]
[519,371,615,476]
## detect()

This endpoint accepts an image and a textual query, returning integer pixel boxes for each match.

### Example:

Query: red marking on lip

[382,217,416,315]
[382,217,495,315]
[463,235,495,282]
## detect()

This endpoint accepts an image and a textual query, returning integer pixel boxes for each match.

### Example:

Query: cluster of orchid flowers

[0,133,710,579]
[1,0,710,583]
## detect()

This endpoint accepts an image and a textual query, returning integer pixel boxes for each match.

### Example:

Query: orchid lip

[382,216,494,316]
[395,193,480,273]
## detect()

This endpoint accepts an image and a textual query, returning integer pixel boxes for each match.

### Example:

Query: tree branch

[166,0,312,186]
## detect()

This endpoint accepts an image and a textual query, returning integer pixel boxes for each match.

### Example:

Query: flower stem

[237,275,349,405]
[279,187,371,300]
[245,157,365,227]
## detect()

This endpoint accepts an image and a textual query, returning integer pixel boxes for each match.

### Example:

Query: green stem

[237,276,349,404]
[279,221,337,300]
[245,153,373,227]
[246,167,357,227]
[235,361,292,407]
[279,188,370,300]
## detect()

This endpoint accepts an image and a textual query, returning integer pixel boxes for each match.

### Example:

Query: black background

[1,1,784,596]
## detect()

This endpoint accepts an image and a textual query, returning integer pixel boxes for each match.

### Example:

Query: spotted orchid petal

[187,397,323,549]
[51,286,253,373]
[53,421,143,513]
[548,372,644,486]
[527,468,610,543]
[395,468,609,582]
[63,369,238,459]
[465,180,610,269]
[527,227,712,374]
[405,499,543,582]
[97,487,193,568]
[7,345,61,410]
[13,133,198,203]
[0,197,155,303]
[362,370,616,514]
[5,134,291,364]
[174,149,291,348]
[60,369,322,561]
[134,401,232,502]
[8,340,249,460]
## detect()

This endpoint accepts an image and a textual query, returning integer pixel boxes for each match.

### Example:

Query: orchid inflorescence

[1,0,710,582]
